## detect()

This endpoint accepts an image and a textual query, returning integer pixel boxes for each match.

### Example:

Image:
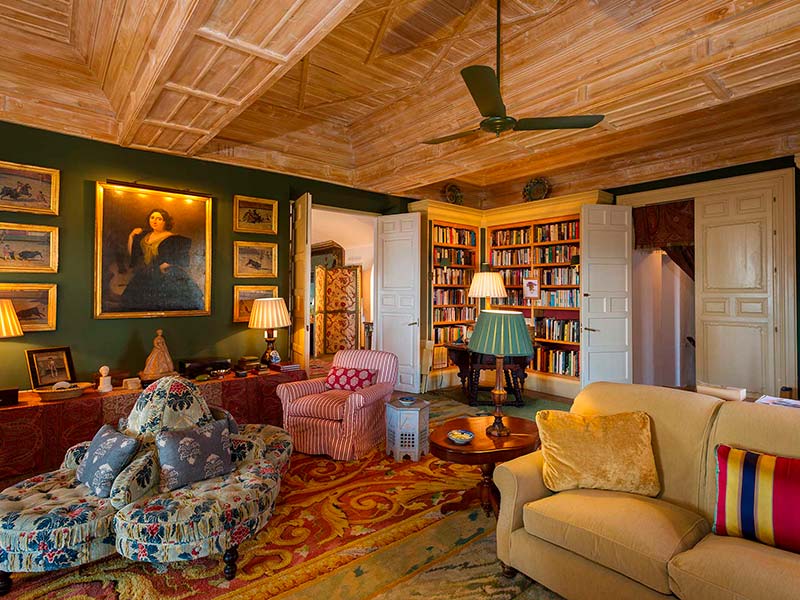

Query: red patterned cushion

[325,367,377,391]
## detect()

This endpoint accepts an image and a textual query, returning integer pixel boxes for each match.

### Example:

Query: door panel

[580,204,633,387]
[695,186,774,396]
[376,213,420,392]
[291,193,311,369]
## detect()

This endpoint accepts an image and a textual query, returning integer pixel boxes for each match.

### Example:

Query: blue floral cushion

[156,420,233,492]
[76,425,140,498]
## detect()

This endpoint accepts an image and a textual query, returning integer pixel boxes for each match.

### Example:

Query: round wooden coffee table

[430,415,539,518]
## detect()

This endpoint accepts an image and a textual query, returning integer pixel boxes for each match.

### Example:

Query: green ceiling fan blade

[461,65,506,118]
[514,115,604,130]
[422,128,483,145]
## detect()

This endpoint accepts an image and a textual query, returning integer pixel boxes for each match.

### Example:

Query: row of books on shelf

[432,266,471,285]
[498,267,531,286]
[534,289,580,308]
[534,348,580,377]
[433,324,469,345]
[433,306,475,323]
[539,267,579,286]
[535,318,580,343]
[434,247,474,265]
[490,228,530,246]
[493,290,531,306]
[432,346,450,370]
[534,221,579,242]
[534,245,579,264]
[432,288,469,305]
[491,248,530,265]
[433,225,476,247]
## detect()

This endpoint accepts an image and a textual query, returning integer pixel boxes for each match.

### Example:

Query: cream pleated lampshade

[248,297,291,330]
[0,299,23,338]
[468,271,507,299]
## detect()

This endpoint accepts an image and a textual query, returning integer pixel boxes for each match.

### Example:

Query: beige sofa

[494,382,800,600]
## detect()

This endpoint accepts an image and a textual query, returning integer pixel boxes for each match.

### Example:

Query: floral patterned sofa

[0,376,292,596]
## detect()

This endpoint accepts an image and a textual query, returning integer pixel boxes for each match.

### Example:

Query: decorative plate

[35,382,93,401]
[447,429,475,445]
[522,177,551,202]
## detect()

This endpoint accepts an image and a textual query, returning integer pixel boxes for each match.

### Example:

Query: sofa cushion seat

[0,469,117,572]
[668,533,800,600]
[523,488,709,594]
[114,460,283,563]
[284,389,351,420]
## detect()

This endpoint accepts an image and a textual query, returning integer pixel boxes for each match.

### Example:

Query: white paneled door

[375,212,420,393]
[290,193,311,370]
[695,187,774,397]
[580,204,633,387]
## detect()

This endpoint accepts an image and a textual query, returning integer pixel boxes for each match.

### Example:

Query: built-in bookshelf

[431,221,478,369]
[487,215,581,380]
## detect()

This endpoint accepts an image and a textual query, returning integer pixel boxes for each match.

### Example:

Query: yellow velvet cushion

[535,410,661,497]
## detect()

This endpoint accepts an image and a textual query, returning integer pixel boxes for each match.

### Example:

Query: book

[269,363,301,372]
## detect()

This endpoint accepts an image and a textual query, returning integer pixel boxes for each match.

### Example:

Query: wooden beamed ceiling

[0,0,797,207]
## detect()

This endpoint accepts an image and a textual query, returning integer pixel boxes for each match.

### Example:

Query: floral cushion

[61,441,91,470]
[109,449,159,510]
[126,376,213,439]
[156,420,233,492]
[232,424,293,474]
[325,367,377,391]
[114,460,282,563]
[0,469,117,572]
[77,425,140,497]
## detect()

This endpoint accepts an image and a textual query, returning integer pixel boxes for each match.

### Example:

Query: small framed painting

[25,346,75,389]
[234,241,277,278]
[0,283,57,331]
[523,278,540,299]
[0,160,60,215]
[0,222,58,273]
[233,285,278,322]
[233,195,278,235]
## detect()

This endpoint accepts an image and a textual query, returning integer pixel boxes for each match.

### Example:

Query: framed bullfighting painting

[233,195,277,235]
[0,222,58,273]
[0,283,57,332]
[233,241,277,278]
[0,160,59,215]
[94,182,212,319]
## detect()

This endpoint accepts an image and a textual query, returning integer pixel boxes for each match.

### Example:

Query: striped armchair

[276,350,399,460]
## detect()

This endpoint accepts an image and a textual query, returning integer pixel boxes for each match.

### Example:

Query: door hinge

[775,326,778,333]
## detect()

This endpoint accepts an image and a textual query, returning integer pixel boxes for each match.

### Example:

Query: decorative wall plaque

[522,177,551,202]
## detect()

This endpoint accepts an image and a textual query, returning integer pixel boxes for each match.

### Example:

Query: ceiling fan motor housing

[480,115,517,135]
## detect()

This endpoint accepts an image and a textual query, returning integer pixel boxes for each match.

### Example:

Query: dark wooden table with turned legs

[429,415,539,519]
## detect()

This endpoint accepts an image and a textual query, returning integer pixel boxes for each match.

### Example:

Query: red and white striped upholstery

[276,350,399,460]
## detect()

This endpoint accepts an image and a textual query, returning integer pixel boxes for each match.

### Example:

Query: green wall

[0,122,408,390]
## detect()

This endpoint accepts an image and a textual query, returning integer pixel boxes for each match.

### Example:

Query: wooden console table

[446,344,528,406]
[0,370,306,489]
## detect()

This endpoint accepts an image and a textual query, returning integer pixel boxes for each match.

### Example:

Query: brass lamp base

[485,355,511,437]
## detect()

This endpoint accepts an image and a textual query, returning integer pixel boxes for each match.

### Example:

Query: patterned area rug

[8,391,565,600]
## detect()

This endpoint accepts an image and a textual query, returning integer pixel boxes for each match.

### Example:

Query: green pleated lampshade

[468,310,533,357]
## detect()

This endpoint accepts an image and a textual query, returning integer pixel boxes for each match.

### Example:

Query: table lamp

[468,310,533,437]
[248,297,291,365]
[467,270,507,301]
[0,299,24,406]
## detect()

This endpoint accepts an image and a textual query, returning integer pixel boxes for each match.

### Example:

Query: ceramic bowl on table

[447,429,475,445]
[35,382,93,401]
[398,396,416,406]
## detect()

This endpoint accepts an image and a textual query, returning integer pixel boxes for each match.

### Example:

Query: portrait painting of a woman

[94,183,211,318]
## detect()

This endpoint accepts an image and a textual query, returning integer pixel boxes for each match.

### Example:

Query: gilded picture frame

[0,283,57,331]
[0,222,58,273]
[94,182,212,319]
[233,241,277,278]
[25,346,75,389]
[233,285,278,322]
[233,195,278,235]
[0,159,59,215]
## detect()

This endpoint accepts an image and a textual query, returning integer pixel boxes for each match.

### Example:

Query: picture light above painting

[94,182,212,319]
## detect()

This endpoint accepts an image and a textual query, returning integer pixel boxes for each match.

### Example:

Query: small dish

[35,382,92,401]
[447,429,474,445]
[398,396,416,406]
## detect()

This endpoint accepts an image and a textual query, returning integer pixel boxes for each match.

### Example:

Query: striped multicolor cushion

[714,444,800,553]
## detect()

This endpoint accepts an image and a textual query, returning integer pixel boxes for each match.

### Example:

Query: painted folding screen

[314,265,362,355]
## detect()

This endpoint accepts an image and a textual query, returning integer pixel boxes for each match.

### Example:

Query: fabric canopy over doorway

[633,198,695,279]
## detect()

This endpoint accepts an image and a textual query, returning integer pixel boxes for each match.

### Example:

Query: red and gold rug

[10,397,483,599]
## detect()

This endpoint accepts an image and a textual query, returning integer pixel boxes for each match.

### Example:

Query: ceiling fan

[423,0,604,145]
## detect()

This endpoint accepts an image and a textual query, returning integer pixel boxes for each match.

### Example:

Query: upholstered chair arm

[493,450,552,565]
[276,378,327,403]
[61,441,92,470]
[109,449,159,510]
[346,382,394,411]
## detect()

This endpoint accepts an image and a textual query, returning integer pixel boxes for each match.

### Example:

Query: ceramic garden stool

[113,424,293,580]
[0,468,118,595]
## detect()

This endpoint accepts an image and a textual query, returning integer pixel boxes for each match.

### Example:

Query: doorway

[309,207,377,376]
